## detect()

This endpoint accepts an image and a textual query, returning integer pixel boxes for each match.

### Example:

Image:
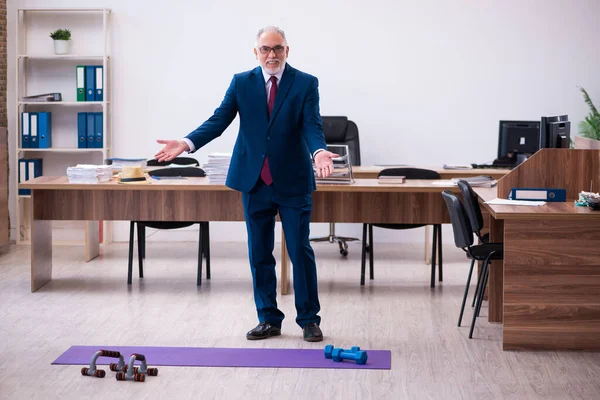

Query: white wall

[7,0,600,244]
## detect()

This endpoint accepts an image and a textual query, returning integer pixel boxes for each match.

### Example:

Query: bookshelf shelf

[18,55,109,60]
[18,8,110,13]
[18,101,109,106]
[17,148,109,153]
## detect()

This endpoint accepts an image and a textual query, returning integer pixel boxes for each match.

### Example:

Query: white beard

[263,60,286,75]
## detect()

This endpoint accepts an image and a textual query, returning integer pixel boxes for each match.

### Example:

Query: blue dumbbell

[324,345,360,359]
[331,348,368,365]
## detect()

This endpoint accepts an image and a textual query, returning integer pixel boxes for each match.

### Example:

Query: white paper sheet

[485,198,546,206]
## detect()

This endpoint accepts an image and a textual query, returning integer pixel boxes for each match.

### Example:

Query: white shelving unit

[15,8,112,245]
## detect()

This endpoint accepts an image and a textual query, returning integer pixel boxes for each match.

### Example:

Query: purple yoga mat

[52,346,391,370]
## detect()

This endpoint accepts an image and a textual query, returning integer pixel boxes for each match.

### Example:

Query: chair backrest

[322,116,361,166]
[149,167,206,177]
[378,168,441,180]
[456,180,485,238]
[147,157,200,167]
[441,190,474,249]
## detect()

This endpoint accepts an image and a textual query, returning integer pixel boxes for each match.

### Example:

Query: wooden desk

[475,187,600,351]
[353,166,510,180]
[21,177,457,294]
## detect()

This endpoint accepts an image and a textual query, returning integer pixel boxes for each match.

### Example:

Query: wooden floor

[1,240,599,400]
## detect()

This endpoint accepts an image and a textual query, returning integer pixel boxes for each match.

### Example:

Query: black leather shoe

[246,322,281,340]
[303,323,323,342]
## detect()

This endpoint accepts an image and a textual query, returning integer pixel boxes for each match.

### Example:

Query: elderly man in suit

[155,26,337,342]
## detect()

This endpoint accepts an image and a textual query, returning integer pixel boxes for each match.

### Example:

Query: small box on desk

[377,176,406,184]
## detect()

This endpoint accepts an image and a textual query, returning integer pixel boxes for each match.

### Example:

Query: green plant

[579,86,600,140]
[49,29,71,41]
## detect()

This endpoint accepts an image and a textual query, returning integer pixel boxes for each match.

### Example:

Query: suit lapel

[268,64,295,128]
[251,66,269,122]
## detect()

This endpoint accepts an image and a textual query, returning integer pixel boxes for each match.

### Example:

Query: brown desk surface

[353,166,510,180]
[474,187,600,219]
[20,176,457,192]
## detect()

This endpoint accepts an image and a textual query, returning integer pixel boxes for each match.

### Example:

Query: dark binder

[85,66,96,101]
[86,113,95,147]
[94,112,103,148]
[21,112,30,148]
[77,112,87,148]
[29,112,39,148]
[94,66,103,101]
[38,112,52,148]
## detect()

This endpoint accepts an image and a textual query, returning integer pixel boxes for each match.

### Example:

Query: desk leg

[280,230,290,295]
[31,219,52,292]
[424,226,431,265]
[85,221,100,262]
[488,216,504,323]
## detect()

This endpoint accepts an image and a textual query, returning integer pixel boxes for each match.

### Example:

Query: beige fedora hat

[118,165,150,184]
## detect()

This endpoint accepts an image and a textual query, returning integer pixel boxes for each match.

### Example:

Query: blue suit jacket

[185,64,327,197]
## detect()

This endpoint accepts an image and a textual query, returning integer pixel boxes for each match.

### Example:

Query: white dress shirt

[183,65,325,158]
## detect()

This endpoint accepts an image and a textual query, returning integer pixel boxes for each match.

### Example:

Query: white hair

[255,26,287,46]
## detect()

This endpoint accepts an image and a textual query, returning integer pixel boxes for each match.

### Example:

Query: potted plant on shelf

[574,86,600,149]
[49,29,71,55]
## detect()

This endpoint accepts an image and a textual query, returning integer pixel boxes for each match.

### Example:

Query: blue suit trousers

[242,180,321,328]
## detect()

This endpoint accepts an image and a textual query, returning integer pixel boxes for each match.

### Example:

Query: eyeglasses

[257,45,286,55]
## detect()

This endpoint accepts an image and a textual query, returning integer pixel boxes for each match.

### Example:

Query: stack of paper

[443,164,473,170]
[202,153,231,184]
[105,158,147,172]
[485,198,546,206]
[67,164,113,183]
[451,175,497,187]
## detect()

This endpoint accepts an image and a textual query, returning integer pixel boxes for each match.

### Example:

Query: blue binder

[28,158,43,181]
[18,159,28,195]
[29,112,39,148]
[86,113,95,147]
[77,112,87,148]
[18,158,43,195]
[94,112,103,148]
[38,112,52,148]
[509,188,567,202]
[21,112,30,148]
[85,66,96,101]
[94,66,103,101]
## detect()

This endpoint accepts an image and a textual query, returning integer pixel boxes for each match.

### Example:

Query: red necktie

[260,76,277,185]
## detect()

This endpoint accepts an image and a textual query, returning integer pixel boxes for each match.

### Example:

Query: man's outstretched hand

[314,150,339,178]
[154,139,189,162]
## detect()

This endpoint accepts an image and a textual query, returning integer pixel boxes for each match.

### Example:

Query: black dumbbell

[324,345,361,359]
[331,348,368,365]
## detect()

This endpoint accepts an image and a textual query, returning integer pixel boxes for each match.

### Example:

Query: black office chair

[456,180,491,312]
[361,168,443,288]
[441,190,503,338]
[310,116,361,256]
[136,157,208,260]
[456,180,489,243]
[128,163,211,286]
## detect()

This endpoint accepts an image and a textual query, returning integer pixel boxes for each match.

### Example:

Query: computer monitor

[540,115,570,149]
[497,120,541,165]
